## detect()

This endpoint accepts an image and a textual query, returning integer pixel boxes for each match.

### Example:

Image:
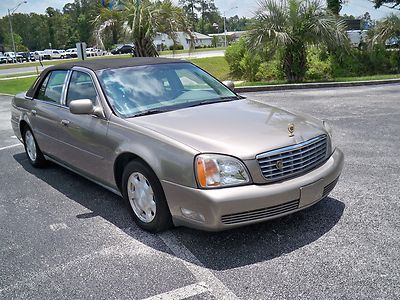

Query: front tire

[122,160,172,233]
[23,127,47,168]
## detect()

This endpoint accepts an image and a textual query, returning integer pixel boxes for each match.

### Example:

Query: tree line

[0,0,251,52]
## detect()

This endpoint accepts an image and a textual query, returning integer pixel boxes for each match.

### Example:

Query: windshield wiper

[187,96,240,108]
[130,108,171,118]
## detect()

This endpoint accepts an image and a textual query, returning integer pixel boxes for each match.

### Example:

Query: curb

[235,78,400,93]
[0,93,14,97]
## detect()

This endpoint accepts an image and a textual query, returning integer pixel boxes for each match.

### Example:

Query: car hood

[128,99,326,159]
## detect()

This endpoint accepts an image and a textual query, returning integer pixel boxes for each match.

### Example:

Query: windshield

[97,63,238,118]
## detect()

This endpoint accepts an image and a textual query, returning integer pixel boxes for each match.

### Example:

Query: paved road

[0,84,399,299]
[0,50,225,76]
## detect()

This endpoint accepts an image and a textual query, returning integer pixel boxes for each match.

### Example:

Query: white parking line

[0,143,22,151]
[159,231,239,300]
[142,282,208,300]
[49,223,69,232]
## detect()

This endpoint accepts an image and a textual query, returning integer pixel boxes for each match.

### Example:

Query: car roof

[46,57,186,72]
[26,57,188,98]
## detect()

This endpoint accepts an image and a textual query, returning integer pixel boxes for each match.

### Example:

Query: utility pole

[223,6,238,48]
[7,1,27,63]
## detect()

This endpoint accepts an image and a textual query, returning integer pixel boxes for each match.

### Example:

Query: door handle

[61,119,70,126]
[31,110,37,116]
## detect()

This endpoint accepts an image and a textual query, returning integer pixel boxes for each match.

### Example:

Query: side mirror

[69,99,102,117]
[222,80,235,91]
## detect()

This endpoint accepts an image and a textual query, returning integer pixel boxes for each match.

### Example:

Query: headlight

[195,154,250,188]
[323,120,336,151]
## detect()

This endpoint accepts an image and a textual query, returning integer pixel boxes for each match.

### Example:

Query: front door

[56,70,111,184]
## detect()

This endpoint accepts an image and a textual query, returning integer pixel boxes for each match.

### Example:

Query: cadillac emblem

[288,123,295,137]
[276,160,284,171]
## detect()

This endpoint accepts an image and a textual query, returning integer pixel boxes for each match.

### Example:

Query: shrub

[169,44,184,50]
[331,46,396,77]
[225,39,246,78]
[240,52,262,82]
[305,47,333,81]
[257,59,285,81]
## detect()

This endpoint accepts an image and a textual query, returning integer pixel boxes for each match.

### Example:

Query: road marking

[142,282,208,300]
[49,223,68,231]
[159,231,239,300]
[0,143,22,151]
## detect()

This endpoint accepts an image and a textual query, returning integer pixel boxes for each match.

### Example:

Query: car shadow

[14,152,345,271]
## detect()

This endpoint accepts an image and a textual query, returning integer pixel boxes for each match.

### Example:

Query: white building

[347,30,368,48]
[154,32,212,51]
[208,31,248,47]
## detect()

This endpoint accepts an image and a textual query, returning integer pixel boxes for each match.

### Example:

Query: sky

[0,0,398,19]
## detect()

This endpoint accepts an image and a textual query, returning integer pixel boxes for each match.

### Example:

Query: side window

[36,70,68,104]
[36,70,67,104]
[66,71,98,106]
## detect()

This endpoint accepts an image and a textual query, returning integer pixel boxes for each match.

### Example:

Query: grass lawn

[0,77,37,95]
[189,56,231,80]
[0,72,39,79]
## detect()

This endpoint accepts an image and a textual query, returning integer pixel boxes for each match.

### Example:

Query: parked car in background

[58,50,67,58]
[34,51,51,60]
[5,52,24,63]
[0,53,12,64]
[96,48,107,56]
[18,52,36,62]
[111,44,134,55]
[66,48,78,58]
[86,48,97,57]
[11,58,343,232]
[44,49,65,59]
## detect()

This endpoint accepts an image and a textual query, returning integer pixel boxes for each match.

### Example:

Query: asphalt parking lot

[1,84,399,299]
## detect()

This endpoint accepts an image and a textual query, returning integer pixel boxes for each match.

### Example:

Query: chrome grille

[257,135,328,181]
[221,199,299,225]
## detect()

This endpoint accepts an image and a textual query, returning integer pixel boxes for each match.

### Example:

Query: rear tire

[122,160,172,233]
[23,127,47,168]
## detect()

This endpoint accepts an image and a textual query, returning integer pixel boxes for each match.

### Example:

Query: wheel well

[114,153,149,192]
[19,120,29,138]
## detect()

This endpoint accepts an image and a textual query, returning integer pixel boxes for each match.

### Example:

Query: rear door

[30,70,69,158]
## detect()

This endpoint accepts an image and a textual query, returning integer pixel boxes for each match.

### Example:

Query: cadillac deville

[11,58,344,232]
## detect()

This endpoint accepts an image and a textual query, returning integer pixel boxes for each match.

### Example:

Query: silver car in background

[11,58,344,232]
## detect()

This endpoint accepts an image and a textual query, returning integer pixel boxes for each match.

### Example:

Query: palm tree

[247,0,349,82]
[93,6,125,50]
[370,14,400,46]
[123,0,193,57]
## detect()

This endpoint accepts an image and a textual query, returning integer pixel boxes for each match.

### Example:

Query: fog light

[181,208,205,223]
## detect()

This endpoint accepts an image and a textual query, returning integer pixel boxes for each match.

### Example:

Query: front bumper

[162,148,344,231]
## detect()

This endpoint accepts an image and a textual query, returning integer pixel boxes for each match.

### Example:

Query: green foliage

[373,0,400,9]
[331,46,399,77]
[122,0,192,57]
[2,33,28,52]
[240,52,262,82]
[305,47,332,80]
[224,39,246,77]
[169,44,184,50]
[246,0,349,82]
[257,60,285,81]
[326,0,344,15]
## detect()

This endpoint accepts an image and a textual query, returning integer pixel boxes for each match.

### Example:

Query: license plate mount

[300,179,324,207]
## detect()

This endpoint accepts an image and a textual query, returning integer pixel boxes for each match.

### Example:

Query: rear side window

[36,70,68,104]
[66,71,98,106]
